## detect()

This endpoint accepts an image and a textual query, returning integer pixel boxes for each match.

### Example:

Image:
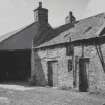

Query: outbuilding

[0,2,53,82]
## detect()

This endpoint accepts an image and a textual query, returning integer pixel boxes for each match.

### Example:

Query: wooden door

[79,58,89,92]
[47,61,58,87]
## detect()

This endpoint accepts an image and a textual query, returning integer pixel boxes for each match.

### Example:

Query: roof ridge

[52,12,105,30]
[79,12,105,21]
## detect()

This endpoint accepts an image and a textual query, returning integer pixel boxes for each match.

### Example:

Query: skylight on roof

[99,27,105,36]
[64,32,70,37]
[83,27,92,34]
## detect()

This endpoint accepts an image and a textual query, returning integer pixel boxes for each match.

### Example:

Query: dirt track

[0,84,104,105]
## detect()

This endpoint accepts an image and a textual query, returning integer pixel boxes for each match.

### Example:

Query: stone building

[32,9,105,91]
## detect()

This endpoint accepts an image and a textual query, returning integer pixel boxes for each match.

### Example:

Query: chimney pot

[39,2,42,8]
[65,11,76,24]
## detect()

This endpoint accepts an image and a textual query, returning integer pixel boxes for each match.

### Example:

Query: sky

[0,0,105,36]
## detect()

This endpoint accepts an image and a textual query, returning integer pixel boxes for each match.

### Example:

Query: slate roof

[0,22,53,50]
[36,13,105,48]
[33,22,74,46]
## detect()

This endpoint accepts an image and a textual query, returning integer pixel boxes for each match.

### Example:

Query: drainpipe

[68,37,75,88]
[81,44,84,58]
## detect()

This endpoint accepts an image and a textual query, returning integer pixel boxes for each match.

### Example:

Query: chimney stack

[34,2,48,25]
[65,11,76,24]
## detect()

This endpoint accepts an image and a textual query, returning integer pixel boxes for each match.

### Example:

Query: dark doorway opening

[79,58,89,92]
[0,49,31,83]
[47,61,58,87]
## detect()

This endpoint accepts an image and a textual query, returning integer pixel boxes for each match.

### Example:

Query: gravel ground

[0,85,104,105]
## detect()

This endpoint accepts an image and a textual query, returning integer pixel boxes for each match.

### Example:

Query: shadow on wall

[30,50,47,86]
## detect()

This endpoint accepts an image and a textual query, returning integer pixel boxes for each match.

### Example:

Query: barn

[0,2,54,83]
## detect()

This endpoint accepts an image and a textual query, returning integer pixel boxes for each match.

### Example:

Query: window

[66,45,74,56]
[68,59,72,72]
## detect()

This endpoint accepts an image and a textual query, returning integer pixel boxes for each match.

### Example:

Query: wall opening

[47,61,58,87]
[79,58,89,92]
[0,49,31,83]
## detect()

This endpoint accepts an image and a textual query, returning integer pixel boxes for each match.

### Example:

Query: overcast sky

[0,0,105,36]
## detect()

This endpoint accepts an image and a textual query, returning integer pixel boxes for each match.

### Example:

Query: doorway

[47,61,58,87]
[79,58,89,92]
[0,49,31,82]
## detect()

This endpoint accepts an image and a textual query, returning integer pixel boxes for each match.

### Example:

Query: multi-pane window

[68,59,72,72]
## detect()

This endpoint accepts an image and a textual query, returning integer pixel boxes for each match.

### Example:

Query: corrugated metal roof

[0,22,52,50]
[36,13,105,48]
[0,23,34,43]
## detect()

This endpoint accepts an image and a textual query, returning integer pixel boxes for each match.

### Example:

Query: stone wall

[31,49,47,86]
[74,44,105,91]
[32,46,74,88]
[32,43,105,91]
